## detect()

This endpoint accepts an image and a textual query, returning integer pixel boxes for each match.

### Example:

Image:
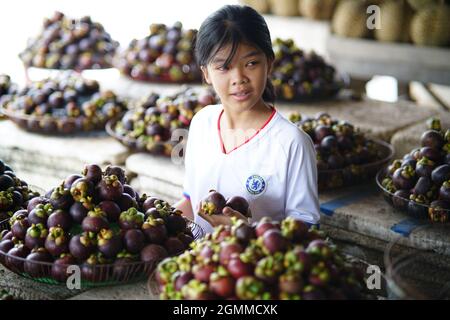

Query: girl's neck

[221,99,273,131]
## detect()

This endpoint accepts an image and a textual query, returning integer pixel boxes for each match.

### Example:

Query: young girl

[175,5,320,234]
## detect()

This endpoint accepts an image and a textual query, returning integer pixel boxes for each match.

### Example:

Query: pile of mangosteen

[271,38,342,102]
[155,216,368,300]
[116,22,201,83]
[289,112,391,190]
[0,74,18,102]
[2,73,127,134]
[109,87,216,156]
[19,11,118,70]
[380,118,450,223]
[0,159,40,222]
[0,164,198,284]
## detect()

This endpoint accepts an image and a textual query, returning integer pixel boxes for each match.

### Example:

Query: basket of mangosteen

[151,216,373,300]
[271,38,347,103]
[106,87,217,156]
[19,11,118,72]
[115,22,201,84]
[0,159,41,223]
[289,112,394,191]
[377,118,450,223]
[0,164,204,287]
[1,72,127,135]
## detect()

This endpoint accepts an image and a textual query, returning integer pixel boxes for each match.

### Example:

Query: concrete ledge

[327,35,450,85]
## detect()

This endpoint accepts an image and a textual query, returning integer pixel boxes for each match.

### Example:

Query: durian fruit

[239,0,271,14]
[407,0,438,11]
[332,0,370,38]
[410,4,450,46]
[299,0,336,20]
[269,0,299,16]
[375,0,412,42]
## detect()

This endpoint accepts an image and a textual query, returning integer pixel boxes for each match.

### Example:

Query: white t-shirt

[183,104,320,234]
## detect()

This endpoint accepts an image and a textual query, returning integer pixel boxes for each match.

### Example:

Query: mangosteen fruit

[82,164,103,184]
[235,276,268,300]
[255,255,284,284]
[431,165,450,186]
[421,130,444,150]
[63,174,83,189]
[140,244,168,265]
[419,147,442,163]
[225,196,250,217]
[165,210,186,234]
[97,175,124,201]
[428,200,450,223]
[24,247,53,277]
[123,229,145,254]
[164,237,185,255]
[27,196,49,212]
[200,190,226,216]
[255,217,278,237]
[10,216,30,240]
[261,229,288,255]
[191,262,216,283]
[6,244,30,272]
[209,272,236,298]
[25,223,48,250]
[407,196,429,219]
[174,271,194,292]
[81,207,109,233]
[98,200,121,222]
[68,232,96,260]
[45,227,69,257]
[112,251,140,281]
[97,228,123,258]
[49,183,74,210]
[439,181,450,202]
[231,220,256,245]
[69,201,89,224]
[415,157,436,178]
[392,166,417,190]
[392,189,411,211]
[116,193,138,211]
[28,203,53,226]
[142,217,167,244]
[70,178,94,203]
[219,242,243,266]
[227,253,254,279]
[47,209,73,230]
[281,216,308,243]
[81,253,110,282]
[51,254,78,282]
[119,207,144,230]
[104,165,127,184]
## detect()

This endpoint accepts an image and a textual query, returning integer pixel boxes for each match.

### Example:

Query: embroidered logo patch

[246,175,266,195]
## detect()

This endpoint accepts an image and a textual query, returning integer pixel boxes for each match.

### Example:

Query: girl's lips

[231,90,252,102]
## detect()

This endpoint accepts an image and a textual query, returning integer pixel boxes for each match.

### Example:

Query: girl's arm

[174,196,194,220]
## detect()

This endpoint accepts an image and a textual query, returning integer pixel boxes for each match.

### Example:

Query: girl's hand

[198,205,249,227]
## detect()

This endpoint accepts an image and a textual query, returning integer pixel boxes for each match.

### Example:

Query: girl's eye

[247,60,259,67]
[216,65,228,71]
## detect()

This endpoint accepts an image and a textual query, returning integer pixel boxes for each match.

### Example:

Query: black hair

[195,5,276,103]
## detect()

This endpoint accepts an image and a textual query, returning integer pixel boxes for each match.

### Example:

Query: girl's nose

[231,68,248,86]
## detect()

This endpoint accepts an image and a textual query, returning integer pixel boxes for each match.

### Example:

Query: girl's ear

[200,66,211,85]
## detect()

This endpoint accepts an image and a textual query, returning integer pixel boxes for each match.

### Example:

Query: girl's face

[201,43,273,112]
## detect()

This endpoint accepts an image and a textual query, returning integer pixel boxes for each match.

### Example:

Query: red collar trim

[217,107,276,155]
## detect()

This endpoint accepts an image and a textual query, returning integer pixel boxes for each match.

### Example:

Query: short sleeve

[285,131,320,225]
